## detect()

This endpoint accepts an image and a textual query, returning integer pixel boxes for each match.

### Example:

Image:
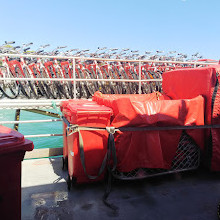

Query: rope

[52,101,62,117]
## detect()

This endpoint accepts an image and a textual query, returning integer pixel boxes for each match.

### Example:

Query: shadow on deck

[22,158,220,220]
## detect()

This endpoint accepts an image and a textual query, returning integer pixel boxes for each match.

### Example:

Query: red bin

[61,101,112,183]
[60,100,98,169]
[0,125,34,220]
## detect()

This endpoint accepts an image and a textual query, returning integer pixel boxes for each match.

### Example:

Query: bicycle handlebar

[37,50,44,54]
[5,41,15,44]
[169,51,176,54]
[98,47,107,50]
[57,46,67,49]
[109,48,118,51]
[24,47,30,52]
[40,44,50,48]
[122,48,129,51]
[23,42,33,47]
[69,48,79,52]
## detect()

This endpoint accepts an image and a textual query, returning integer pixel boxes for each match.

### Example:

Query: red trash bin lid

[0,125,33,155]
[64,102,113,115]
[60,99,91,111]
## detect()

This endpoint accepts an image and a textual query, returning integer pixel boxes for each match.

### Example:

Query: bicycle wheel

[149,70,161,92]
[40,68,58,99]
[96,69,107,94]
[0,66,20,99]
[62,66,74,99]
[84,69,97,96]
[155,71,162,92]
[121,69,133,94]
[115,68,126,94]
[78,68,90,98]
[55,67,71,99]
[102,69,114,94]
[57,83,72,99]
[15,66,33,99]
[140,70,151,94]
[32,68,50,99]
[0,87,3,99]
[108,69,120,94]
[142,70,154,93]
[89,69,99,92]
[23,67,39,99]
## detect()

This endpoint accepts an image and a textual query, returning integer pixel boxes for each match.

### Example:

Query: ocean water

[0,109,63,149]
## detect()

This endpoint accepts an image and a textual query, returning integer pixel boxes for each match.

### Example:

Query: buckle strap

[67,125,118,180]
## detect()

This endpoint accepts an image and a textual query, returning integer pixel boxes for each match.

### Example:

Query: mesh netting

[112,131,200,180]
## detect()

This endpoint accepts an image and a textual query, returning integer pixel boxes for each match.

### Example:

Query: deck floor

[22,158,220,220]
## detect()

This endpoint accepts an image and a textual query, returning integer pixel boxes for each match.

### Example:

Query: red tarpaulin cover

[94,92,204,172]
[93,91,170,110]
[163,65,220,171]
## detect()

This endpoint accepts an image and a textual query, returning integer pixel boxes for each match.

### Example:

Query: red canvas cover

[162,66,220,124]
[93,91,171,111]
[109,95,204,172]
[162,65,220,171]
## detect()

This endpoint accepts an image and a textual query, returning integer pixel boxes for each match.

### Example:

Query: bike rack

[0,53,216,98]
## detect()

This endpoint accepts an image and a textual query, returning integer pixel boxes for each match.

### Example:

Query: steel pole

[73,58,76,99]
[139,61,141,94]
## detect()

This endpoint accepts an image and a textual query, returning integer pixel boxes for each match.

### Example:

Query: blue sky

[0,0,219,59]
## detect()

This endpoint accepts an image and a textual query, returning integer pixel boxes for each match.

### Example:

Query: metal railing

[0,99,68,109]
[0,118,63,138]
[0,53,217,99]
[0,53,217,159]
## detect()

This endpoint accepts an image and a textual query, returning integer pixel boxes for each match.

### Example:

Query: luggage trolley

[112,129,201,180]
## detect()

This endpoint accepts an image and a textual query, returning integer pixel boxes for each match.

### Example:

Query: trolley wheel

[71,177,77,186]
[62,157,65,170]
[67,175,72,191]
[218,202,220,219]
[62,157,68,171]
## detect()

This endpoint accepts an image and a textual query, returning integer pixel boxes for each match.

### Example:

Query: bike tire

[109,69,121,94]
[84,69,97,96]
[89,69,99,92]
[40,68,59,99]
[23,67,39,99]
[15,66,32,99]
[143,70,154,93]
[78,68,91,98]
[149,70,161,92]
[0,66,20,99]
[32,68,50,98]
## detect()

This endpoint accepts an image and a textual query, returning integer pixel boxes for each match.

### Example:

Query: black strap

[102,132,118,211]
[107,133,117,171]
[118,124,220,132]
[211,72,219,115]
[207,71,219,169]
[78,129,108,180]
[62,116,70,128]
[103,169,119,212]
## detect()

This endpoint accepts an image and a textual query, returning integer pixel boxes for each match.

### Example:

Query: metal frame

[112,131,201,180]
